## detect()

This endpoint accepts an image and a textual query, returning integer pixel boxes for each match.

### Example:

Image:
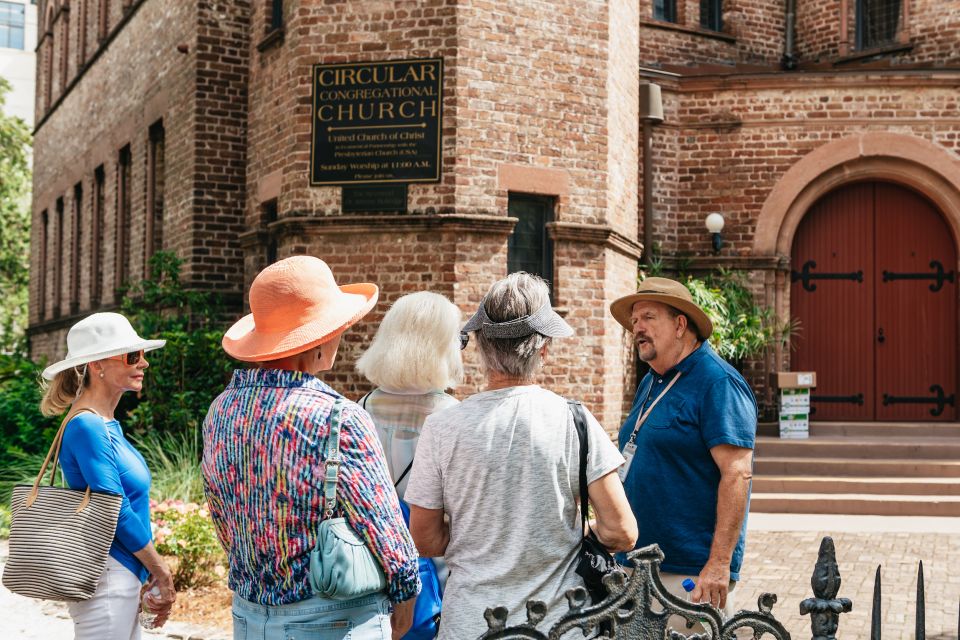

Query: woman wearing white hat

[39,312,176,640]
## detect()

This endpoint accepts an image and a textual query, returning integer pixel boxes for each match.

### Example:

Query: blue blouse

[59,413,153,582]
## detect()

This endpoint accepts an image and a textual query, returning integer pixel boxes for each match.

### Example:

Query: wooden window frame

[145,120,164,276]
[92,165,104,307]
[39,209,49,320]
[54,198,64,319]
[506,193,556,300]
[116,145,131,294]
[71,182,83,315]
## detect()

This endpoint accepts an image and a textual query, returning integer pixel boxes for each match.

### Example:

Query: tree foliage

[118,251,235,437]
[0,77,32,354]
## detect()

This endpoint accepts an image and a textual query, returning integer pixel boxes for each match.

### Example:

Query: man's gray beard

[637,344,656,363]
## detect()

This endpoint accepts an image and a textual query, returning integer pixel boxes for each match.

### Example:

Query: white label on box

[798,373,814,386]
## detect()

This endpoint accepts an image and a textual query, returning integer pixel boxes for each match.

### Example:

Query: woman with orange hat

[202,256,420,640]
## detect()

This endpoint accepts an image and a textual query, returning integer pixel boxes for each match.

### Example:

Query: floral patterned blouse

[202,368,421,605]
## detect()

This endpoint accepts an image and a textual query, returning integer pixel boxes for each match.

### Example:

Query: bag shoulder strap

[567,399,590,539]
[394,460,414,489]
[322,398,345,519]
[360,389,413,490]
[27,407,99,510]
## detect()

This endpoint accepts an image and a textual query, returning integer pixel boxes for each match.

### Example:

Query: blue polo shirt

[617,342,756,579]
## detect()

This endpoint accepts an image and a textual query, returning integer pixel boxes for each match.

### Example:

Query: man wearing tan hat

[609,277,757,626]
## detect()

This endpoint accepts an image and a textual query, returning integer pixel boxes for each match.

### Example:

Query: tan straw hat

[222,256,378,362]
[609,277,713,339]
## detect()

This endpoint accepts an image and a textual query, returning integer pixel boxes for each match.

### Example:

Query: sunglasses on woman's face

[108,350,145,366]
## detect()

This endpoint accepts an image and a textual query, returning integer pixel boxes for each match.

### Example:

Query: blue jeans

[232,592,391,640]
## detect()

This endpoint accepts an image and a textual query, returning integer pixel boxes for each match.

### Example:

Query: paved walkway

[0,542,227,640]
[3,515,959,639]
[740,514,960,639]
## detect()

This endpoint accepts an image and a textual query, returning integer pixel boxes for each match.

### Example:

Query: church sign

[310,58,443,185]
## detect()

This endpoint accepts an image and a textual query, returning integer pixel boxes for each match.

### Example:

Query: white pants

[66,556,142,640]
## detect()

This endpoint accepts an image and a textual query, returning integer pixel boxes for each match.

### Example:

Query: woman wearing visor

[39,312,176,639]
[404,272,638,638]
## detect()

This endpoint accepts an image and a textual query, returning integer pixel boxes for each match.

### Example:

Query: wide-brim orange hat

[223,256,378,362]
[609,277,713,339]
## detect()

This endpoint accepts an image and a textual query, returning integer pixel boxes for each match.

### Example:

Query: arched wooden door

[791,182,958,421]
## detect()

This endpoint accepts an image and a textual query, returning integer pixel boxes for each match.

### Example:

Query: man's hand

[391,598,415,640]
[691,557,730,610]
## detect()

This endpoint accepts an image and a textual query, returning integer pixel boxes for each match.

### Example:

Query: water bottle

[681,578,712,625]
[138,585,162,629]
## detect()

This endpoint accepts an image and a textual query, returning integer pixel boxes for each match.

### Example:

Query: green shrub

[0,354,59,460]
[641,267,790,367]
[0,504,10,539]
[0,449,51,505]
[119,251,235,437]
[132,429,206,503]
[151,499,226,589]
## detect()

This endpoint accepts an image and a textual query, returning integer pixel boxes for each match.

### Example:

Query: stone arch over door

[755,133,960,259]
[753,133,960,405]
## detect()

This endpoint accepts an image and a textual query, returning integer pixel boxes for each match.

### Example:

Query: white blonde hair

[357,291,464,393]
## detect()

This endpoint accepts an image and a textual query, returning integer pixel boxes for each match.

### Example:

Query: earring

[99,371,105,379]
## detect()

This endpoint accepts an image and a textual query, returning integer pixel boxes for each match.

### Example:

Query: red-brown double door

[791,182,958,421]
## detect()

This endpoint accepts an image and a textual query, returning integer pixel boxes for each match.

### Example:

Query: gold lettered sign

[310,58,443,185]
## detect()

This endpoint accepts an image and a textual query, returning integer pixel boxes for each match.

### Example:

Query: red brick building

[29,0,960,428]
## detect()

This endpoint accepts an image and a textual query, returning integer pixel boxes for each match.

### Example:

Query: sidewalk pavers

[739,515,960,639]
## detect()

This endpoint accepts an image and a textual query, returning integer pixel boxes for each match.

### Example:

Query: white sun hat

[41,312,166,380]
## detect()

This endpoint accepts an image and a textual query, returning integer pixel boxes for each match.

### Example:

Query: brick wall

[241,0,640,430]
[637,0,784,69]
[654,76,960,257]
[797,0,960,65]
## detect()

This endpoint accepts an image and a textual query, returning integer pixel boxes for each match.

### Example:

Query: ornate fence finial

[800,536,852,640]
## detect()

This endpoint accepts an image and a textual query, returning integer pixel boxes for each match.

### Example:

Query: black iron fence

[477,536,960,639]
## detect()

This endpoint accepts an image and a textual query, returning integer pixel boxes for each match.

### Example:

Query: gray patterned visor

[462,299,574,339]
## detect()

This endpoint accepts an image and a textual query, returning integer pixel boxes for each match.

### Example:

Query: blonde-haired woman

[39,312,176,640]
[356,291,463,497]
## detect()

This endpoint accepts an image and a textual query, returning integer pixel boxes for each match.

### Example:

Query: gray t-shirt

[405,385,625,640]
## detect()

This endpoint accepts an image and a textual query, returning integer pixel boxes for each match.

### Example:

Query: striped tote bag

[1,410,122,601]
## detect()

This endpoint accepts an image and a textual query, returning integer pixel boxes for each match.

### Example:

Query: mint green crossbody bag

[308,398,388,600]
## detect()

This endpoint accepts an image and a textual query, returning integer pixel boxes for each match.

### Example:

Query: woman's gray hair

[475,272,552,381]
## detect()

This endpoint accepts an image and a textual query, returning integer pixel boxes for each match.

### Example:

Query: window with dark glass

[39,209,48,320]
[507,194,555,297]
[92,165,104,306]
[700,0,722,31]
[0,1,25,50]
[54,198,64,318]
[71,182,83,315]
[146,121,165,275]
[270,0,282,30]
[856,0,901,49]
[116,145,131,293]
[653,0,677,23]
[262,199,278,266]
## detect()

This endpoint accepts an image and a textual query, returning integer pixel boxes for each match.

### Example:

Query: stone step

[754,435,960,459]
[750,493,960,517]
[752,475,960,496]
[753,456,960,477]
[758,421,960,438]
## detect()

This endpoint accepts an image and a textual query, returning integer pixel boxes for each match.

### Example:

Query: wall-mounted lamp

[705,213,724,254]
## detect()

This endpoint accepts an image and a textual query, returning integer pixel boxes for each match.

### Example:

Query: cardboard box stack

[774,372,816,439]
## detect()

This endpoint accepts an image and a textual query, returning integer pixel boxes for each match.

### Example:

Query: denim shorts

[232,592,391,640]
